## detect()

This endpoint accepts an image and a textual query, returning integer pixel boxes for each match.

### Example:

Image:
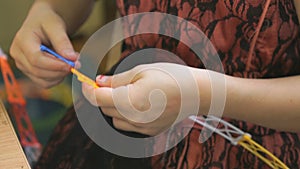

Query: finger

[32,51,73,71]
[96,66,143,88]
[84,77,145,108]
[41,15,78,61]
[10,41,28,70]
[29,66,70,80]
[25,72,64,89]
[82,82,114,107]
[101,107,125,119]
[95,75,111,87]
[112,118,141,133]
[15,51,70,79]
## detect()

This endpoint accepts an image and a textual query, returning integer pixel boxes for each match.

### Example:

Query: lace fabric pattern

[35,0,300,168]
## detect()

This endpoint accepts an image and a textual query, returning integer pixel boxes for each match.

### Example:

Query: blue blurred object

[40,45,75,67]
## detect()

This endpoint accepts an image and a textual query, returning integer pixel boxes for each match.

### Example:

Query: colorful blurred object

[0,47,72,166]
[0,48,42,166]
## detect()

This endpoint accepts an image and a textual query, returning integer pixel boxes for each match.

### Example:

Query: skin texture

[83,62,300,136]
[10,0,94,88]
[10,0,300,136]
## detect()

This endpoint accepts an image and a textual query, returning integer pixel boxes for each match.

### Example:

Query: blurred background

[0,0,120,146]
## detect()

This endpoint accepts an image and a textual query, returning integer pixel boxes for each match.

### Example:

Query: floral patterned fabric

[35,0,300,168]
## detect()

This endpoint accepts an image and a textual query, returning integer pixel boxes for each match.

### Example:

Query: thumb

[96,75,112,87]
[96,67,143,88]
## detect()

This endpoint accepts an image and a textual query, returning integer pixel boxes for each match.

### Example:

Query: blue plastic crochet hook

[40,44,99,88]
[40,44,75,67]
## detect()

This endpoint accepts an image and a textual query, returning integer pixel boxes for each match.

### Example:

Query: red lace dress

[35,0,300,168]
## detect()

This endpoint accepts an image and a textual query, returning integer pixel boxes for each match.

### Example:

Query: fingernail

[96,75,107,83]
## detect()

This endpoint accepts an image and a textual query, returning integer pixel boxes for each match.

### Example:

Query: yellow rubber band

[71,68,99,88]
[238,134,289,169]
